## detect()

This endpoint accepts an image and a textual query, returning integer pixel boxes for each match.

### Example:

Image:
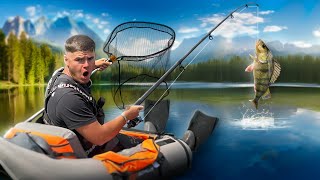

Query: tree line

[1,29,320,85]
[96,54,320,84]
[169,54,320,84]
[0,30,63,85]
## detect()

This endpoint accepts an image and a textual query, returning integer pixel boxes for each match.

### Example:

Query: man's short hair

[65,35,95,53]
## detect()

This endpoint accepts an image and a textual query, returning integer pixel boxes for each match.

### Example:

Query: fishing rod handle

[126,116,143,128]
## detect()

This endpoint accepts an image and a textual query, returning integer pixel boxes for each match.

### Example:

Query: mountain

[170,35,320,64]
[34,16,50,36]
[2,16,35,37]
[1,15,103,48]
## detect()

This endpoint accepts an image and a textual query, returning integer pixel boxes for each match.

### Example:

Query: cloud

[8,16,15,21]
[26,6,36,17]
[211,3,220,7]
[101,13,109,17]
[101,21,108,25]
[199,12,263,39]
[313,29,320,37]
[178,27,199,33]
[172,40,181,50]
[103,29,111,35]
[85,14,92,20]
[93,18,100,24]
[25,5,42,22]
[56,11,70,18]
[291,41,312,48]
[259,10,274,15]
[263,25,287,32]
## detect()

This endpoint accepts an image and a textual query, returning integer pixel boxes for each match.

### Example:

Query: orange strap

[93,139,159,174]
[5,128,76,158]
[119,130,158,140]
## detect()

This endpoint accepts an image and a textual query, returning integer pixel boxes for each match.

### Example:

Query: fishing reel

[127,116,143,128]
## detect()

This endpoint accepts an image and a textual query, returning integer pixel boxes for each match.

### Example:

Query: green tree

[20,32,33,83]
[0,30,8,80]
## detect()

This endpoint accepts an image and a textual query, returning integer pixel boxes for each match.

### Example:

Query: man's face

[64,51,95,84]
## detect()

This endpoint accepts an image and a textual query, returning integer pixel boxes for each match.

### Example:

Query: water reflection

[1,84,320,179]
[0,86,45,134]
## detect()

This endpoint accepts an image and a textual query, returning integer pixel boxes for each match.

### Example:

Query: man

[44,35,143,157]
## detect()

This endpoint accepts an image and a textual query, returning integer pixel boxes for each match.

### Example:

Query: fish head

[255,39,269,54]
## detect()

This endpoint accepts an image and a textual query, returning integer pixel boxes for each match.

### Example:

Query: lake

[1,83,320,179]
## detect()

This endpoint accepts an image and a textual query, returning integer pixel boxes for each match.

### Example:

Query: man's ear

[64,54,67,63]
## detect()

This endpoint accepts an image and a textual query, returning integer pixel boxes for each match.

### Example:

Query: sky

[1,0,320,49]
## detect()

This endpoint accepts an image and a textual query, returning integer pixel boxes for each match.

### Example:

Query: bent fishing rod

[127,3,259,127]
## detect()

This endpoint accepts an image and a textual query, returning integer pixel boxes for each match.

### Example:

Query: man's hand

[95,58,112,71]
[123,105,144,120]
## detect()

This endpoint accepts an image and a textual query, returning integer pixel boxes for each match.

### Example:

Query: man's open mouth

[83,71,89,77]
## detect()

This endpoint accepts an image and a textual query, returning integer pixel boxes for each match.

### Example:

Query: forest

[1,30,320,86]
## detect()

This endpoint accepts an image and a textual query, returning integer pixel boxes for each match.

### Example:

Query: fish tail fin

[262,88,271,100]
[249,98,259,109]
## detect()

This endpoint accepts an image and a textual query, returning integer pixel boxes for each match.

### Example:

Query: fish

[245,39,281,109]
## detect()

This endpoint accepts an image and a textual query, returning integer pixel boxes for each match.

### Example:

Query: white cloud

[178,27,199,33]
[199,12,263,39]
[212,3,220,7]
[72,10,84,19]
[101,13,109,17]
[97,25,103,29]
[8,16,15,22]
[100,21,108,25]
[93,18,99,24]
[26,6,36,17]
[25,5,42,22]
[103,29,110,35]
[172,40,181,50]
[313,29,320,37]
[85,14,92,20]
[259,10,274,15]
[263,25,287,32]
[291,41,312,48]
[56,11,70,18]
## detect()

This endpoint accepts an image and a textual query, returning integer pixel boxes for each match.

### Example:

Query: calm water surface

[1,83,320,179]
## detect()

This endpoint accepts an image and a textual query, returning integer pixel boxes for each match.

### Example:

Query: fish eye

[262,44,266,48]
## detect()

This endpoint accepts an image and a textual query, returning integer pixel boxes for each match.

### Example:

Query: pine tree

[0,30,8,80]
[7,32,19,82]
[20,32,32,83]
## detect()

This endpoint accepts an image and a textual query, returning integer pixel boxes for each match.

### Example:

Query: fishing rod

[127,3,259,128]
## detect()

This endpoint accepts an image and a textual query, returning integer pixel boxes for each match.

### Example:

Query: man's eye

[88,57,94,61]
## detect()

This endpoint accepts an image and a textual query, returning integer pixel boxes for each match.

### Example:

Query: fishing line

[256,6,259,42]
[142,37,215,120]
[143,5,260,121]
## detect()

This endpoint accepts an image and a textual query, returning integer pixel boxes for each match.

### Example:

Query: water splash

[232,103,289,130]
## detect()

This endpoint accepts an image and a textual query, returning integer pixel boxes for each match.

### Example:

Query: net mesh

[103,22,175,109]
[103,21,175,61]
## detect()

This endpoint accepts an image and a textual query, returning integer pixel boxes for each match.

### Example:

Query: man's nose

[83,58,90,67]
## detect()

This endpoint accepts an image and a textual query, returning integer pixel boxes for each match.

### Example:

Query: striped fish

[245,39,281,109]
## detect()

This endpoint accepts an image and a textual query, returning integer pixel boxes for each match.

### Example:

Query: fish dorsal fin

[270,59,281,83]
[249,54,256,61]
